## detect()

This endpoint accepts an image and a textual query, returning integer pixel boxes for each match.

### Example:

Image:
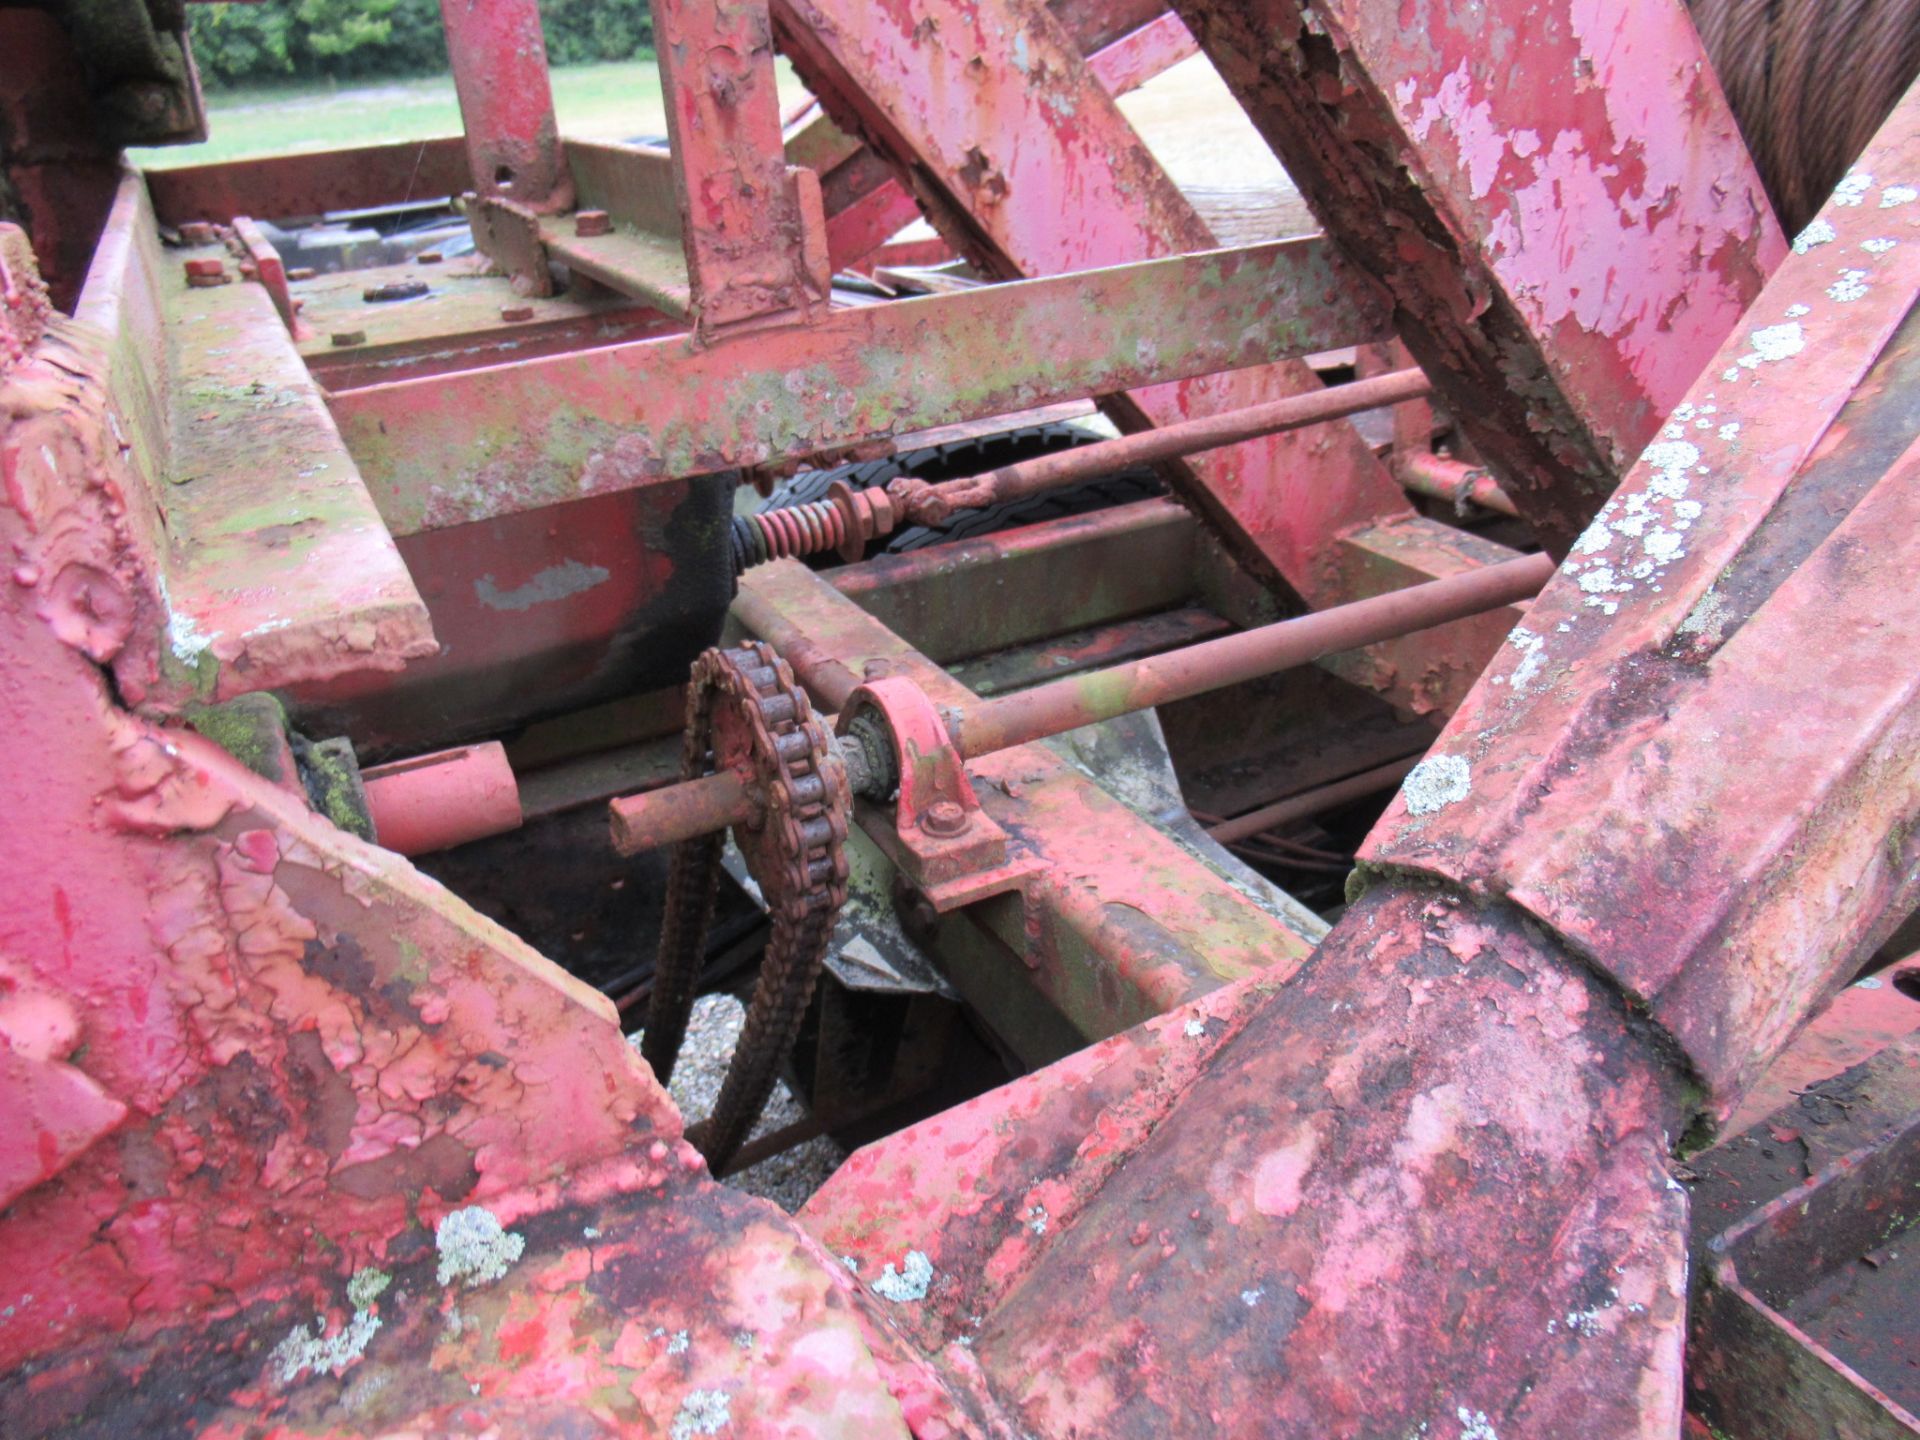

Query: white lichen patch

[671,1388,733,1439]
[667,1329,690,1355]
[1743,321,1806,367]
[345,1268,390,1310]
[1717,422,1741,442]
[1183,1017,1207,1039]
[1678,588,1729,645]
[168,611,216,664]
[1027,1204,1049,1236]
[1503,626,1547,694]
[1785,303,1811,318]
[435,1206,525,1287]
[870,1250,934,1303]
[1880,184,1917,208]
[270,1310,381,1385]
[1401,755,1471,816]
[1457,1406,1500,1440]
[1791,217,1837,252]
[1241,1287,1265,1308]
[1834,170,1874,206]
[1862,237,1898,254]
[1828,269,1870,303]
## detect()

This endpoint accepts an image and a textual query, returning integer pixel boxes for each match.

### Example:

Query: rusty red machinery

[4,0,1920,1435]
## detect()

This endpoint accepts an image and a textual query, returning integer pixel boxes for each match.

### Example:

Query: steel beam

[652,0,827,329]
[328,237,1390,533]
[438,0,570,214]
[1170,0,1785,550]
[1366,84,1920,1109]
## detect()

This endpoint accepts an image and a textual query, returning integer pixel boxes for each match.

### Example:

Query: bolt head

[330,329,367,347]
[183,257,225,279]
[573,209,612,238]
[919,799,969,836]
[499,304,534,323]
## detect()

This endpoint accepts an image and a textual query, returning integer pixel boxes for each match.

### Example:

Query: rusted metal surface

[1364,85,1920,1112]
[804,884,1694,1435]
[37,172,435,713]
[656,0,828,330]
[776,0,1426,614]
[144,136,474,228]
[8,0,1920,1431]
[329,237,1389,532]
[608,552,1548,840]
[888,367,1432,529]
[732,561,1326,1042]
[1688,1035,1920,1438]
[1173,0,1786,550]
[360,742,523,856]
[438,0,570,214]
[950,551,1551,756]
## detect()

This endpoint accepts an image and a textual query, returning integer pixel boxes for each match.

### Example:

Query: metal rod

[735,369,1435,568]
[1204,755,1424,845]
[1396,451,1521,518]
[610,768,754,856]
[949,553,1552,759]
[612,553,1551,850]
[916,367,1434,519]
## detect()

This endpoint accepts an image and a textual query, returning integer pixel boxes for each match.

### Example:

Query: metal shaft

[947,553,1551,758]
[921,367,1434,515]
[612,552,1552,850]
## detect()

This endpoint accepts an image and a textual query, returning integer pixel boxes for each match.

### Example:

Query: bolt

[417,250,444,264]
[499,304,534,323]
[287,266,316,281]
[919,799,969,836]
[331,329,367,347]
[178,221,217,246]
[574,209,612,238]
[363,280,429,303]
[183,257,227,287]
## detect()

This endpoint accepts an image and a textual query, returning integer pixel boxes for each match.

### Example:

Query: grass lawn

[131,57,812,169]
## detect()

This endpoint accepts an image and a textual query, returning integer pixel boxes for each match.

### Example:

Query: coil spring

[730,499,848,575]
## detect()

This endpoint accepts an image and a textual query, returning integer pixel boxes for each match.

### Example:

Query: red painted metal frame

[437,0,571,214]
[5,0,1918,1433]
[1172,0,1786,550]
[328,236,1389,532]
[654,0,829,330]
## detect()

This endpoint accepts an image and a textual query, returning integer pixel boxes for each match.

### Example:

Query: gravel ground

[631,993,847,1212]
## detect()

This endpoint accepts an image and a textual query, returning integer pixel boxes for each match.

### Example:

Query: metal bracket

[835,676,1041,910]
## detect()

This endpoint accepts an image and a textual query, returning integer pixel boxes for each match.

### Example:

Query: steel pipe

[363,741,523,856]
[611,552,1552,848]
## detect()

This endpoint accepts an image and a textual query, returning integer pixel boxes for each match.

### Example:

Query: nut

[499,304,535,323]
[573,209,612,238]
[330,329,367,347]
[363,280,429,303]
[417,250,444,264]
[183,257,227,287]
[178,221,217,246]
[918,799,969,836]
[287,266,317,281]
